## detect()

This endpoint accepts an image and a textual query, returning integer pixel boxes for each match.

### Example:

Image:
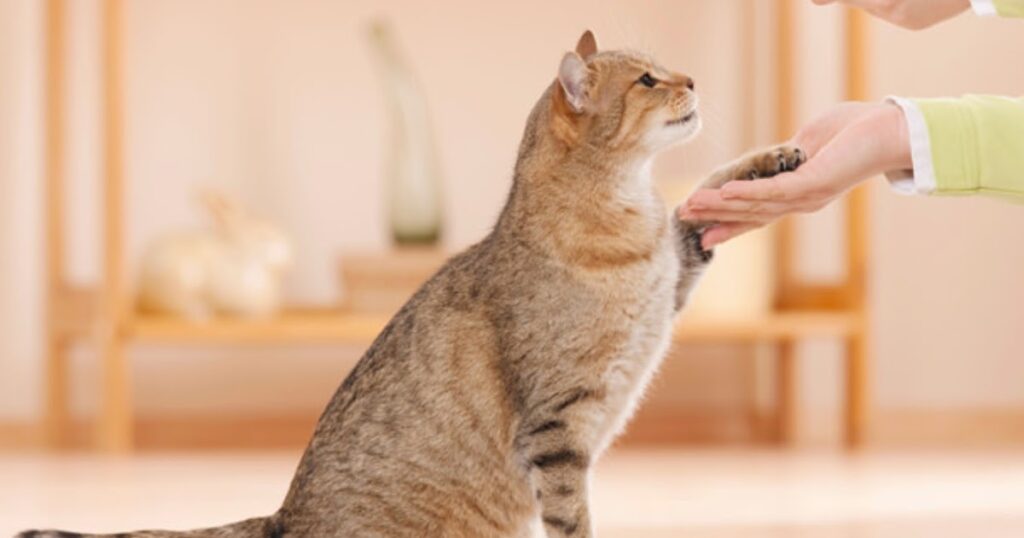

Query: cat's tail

[15,515,280,538]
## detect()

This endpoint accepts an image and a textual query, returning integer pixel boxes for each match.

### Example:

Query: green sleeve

[912,95,1024,199]
[994,0,1024,17]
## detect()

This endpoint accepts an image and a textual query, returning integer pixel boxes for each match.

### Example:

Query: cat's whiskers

[692,96,736,160]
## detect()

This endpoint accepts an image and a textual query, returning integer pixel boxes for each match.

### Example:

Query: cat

[20,30,803,538]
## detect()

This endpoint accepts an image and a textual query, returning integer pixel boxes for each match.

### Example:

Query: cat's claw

[777,146,806,173]
[692,230,713,262]
[746,145,806,180]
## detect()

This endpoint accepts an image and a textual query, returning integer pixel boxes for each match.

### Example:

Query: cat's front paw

[744,145,806,180]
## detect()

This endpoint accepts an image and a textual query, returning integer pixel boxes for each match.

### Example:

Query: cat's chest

[564,239,679,364]
[587,235,678,318]
[520,221,680,362]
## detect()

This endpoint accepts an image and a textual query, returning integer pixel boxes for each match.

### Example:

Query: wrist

[879,103,913,172]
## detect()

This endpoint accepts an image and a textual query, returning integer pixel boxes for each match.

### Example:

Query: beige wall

[1,1,1022,436]
[118,0,755,303]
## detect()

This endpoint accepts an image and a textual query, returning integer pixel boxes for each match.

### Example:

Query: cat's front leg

[672,218,713,311]
[519,391,601,538]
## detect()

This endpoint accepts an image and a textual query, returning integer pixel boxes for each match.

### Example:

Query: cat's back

[278,236,543,535]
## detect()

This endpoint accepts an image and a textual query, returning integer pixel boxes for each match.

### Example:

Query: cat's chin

[646,114,702,152]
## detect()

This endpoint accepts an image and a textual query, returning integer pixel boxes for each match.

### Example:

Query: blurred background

[2,0,1024,535]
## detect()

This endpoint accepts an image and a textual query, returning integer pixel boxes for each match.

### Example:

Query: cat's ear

[575,30,598,59]
[558,52,591,113]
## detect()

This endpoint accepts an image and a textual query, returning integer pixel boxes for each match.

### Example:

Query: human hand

[680,101,911,248]
[811,0,971,30]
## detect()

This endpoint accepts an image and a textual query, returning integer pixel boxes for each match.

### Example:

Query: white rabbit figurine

[137,193,293,320]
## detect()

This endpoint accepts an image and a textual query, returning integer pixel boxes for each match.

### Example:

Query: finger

[718,173,801,201]
[701,222,762,249]
[718,176,786,201]
[680,200,785,224]
[683,210,775,223]
[683,188,748,212]
[682,201,821,222]
[683,189,792,216]
[722,164,837,202]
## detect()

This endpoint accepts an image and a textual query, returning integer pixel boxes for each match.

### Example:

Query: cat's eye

[638,72,658,88]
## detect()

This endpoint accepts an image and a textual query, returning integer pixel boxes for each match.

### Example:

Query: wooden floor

[4,449,1024,537]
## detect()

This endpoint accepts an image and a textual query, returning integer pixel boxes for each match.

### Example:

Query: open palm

[680,102,911,248]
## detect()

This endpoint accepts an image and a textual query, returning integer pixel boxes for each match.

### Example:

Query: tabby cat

[21,30,803,538]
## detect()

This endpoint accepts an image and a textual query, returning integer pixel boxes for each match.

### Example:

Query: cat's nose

[683,76,695,91]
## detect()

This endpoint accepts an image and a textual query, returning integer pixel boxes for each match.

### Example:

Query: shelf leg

[748,342,775,442]
[96,328,132,452]
[775,340,797,445]
[96,0,131,454]
[844,332,869,449]
[44,334,72,449]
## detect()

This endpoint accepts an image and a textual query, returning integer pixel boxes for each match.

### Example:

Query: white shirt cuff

[971,0,999,16]
[885,97,937,195]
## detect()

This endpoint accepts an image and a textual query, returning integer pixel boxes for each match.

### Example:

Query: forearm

[889,95,1024,199]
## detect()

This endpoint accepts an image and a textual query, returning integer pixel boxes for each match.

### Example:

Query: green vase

[367,20,443,246]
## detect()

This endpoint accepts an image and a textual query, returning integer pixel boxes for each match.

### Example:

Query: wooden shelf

[677,311,860,342]
[126,308,859,346]
[129,309,389,345]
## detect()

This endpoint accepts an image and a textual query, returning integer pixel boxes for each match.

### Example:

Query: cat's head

[550,31,700,157]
